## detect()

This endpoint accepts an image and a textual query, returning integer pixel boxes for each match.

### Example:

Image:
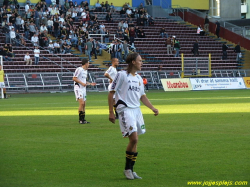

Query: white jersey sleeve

[105,66,117,81]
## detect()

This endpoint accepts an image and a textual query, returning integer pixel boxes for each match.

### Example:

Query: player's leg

[3,88,7,99]
[78,98,85,123]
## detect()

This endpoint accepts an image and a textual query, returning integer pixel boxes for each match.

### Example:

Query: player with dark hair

[108,52,159,180]
[104,58,119,119]
[73,59,96,124]
[0,65,8,99]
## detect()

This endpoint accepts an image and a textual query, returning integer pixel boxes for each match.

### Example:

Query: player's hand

[90,82,96,86]
[109,113,116,124]
[152,108,159,116]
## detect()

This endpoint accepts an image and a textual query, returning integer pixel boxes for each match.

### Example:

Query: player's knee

[130,137,138,145]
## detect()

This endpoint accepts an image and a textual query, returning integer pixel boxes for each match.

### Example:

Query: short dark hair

[126,52,139,64]
[81,58,89,65]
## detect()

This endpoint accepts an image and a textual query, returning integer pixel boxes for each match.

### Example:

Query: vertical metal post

[181,53,184,78]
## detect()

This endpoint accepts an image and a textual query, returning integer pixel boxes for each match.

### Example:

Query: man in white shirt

[25,3,30,13]
[9,28,16,45]
[99,22,105,34]
[126,7,132,17]
[31,34,39,46]
[34,46,40,65]
[53,41,60,54]
[73,59,96,124]
[24,52,32,65]
[47,18,54,34]
[108,52,158,180]
[58,15,65,24]
[81,10,86,20]
[104,58,119,118]
[48,41,54,53]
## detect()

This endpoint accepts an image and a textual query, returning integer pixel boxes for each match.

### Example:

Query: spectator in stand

[174,38,180,57]
[128,18,134,28]
[143,76,148,91]
[101,2,106,12]
[110,40,116,59]
[123,20,128,30]
[160,27,168,38]
[40,23,48,32]
[124,27,129,43]
[53,19,60,38]
[99,22,105,34]
[20,33,27,46]
[61,26,67,38]
[91,38,97,59]
[110,2,115,13]
[204,15,209,32]
[78,37,86,53]
[234,42,241,63]
[47,18,53,34]
[95,0,102,12]
[54,40,61,54]
[48,41,54,53]
[192,39,199,56]
[126,7,132,18]
[25,3,30,13]
[116,26,124,38]
[29,22,36,38]
[9,27,16,45]
[81,10,87,21]
[63,41,71,54]
[148,16,154,25]
[66,38,72,50]
[138,3,144,9]
[120,7,126,18]
[222,43,228,60]
[129,27,135,45]
[7,44,15,57]
[105,1,110,12]
[138,28,145,38]
[116,40,123,62]
[215,20,220,38]
[166,37,172,55]
[118,20,123,28]
[34,46,40,65]
[137,15,144,26]
[70,30,78,47]
[41,31,49,47]
[31,33,39,46]
[15,29,20,46]
[144,12,149,26]
[96,40,102,56]
[123,40,129,61]
[197,25,205,36]
[106,12,113,23]
[104,29,110,43]
[85,38,93,61]
[24,52,32,65]
[15,15,22,32]
[2,46,12,61]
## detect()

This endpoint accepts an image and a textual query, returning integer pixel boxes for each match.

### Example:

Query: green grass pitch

[0,90,249,187]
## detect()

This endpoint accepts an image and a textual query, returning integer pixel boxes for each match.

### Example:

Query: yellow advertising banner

[243,77,250,88]
[161,78,192,91]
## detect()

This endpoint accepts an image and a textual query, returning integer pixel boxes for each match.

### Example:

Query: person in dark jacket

[234,42,241,63]
[222,43,228,60]
[192,39,199,56]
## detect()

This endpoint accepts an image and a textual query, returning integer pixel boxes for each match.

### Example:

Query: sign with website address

[190,78,246,90]
[161,78,192,91]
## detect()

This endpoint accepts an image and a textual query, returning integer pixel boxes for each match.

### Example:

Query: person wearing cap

[108,52,159,180]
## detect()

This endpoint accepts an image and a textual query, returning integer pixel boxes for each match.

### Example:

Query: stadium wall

[182,11,250,51]
[172,0,209,10]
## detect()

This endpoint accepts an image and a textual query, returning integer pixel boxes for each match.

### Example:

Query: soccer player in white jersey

[73,59,96,124]
[104,58,119,118]
[108,53,159,180]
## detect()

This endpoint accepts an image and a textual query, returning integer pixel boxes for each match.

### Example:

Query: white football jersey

[105,66,117,83]
[73,67,87,90]
[111,70,145,112]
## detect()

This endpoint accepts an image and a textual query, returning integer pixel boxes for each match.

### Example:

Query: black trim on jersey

[114,99,128,108]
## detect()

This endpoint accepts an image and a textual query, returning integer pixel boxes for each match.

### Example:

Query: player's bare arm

[104,73,113,83]
[108,91,116,123]
[73,77,87,87]
[140,95,159,116]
